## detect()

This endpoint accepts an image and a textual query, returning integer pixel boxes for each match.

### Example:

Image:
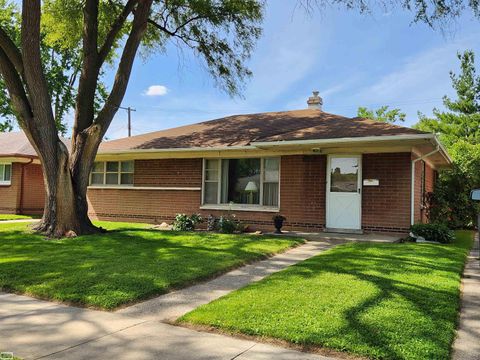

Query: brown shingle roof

[0,131,70,157]
[0,131,38,157]
[99,109,428,152]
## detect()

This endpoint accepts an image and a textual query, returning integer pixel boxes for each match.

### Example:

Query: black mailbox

[471,189,480,201]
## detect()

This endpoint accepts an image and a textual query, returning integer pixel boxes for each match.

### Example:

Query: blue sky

[101,1,480,139]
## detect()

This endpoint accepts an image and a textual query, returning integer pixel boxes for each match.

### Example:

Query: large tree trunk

[0,0,152,237]
[33,129,104,238]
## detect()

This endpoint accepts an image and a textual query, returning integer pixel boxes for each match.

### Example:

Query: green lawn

[0,214,36,221]
[0,221,302,310]
[180,230,474,360]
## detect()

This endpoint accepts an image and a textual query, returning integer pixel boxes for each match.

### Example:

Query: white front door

[326,155,362,230]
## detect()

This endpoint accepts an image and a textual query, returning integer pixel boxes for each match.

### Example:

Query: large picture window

[203,157,279,208]
[90,161,134,186]
[0,163,12,185]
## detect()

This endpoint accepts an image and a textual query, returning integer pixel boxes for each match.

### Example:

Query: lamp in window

[244,181,258,204]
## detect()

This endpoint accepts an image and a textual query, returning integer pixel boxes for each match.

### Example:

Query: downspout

[410,146,440,226]
[19,158,34,215]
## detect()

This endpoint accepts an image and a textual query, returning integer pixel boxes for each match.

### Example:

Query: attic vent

[307,91,323,110]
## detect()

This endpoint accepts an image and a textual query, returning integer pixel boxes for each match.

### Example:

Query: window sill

[88,185,201,191]
[0,182,11,186]
[200,204,279,213]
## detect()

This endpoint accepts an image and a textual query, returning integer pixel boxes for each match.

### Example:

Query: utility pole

[118,106,136,137]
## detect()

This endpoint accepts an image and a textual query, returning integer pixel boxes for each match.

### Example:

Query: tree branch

[95,0,153,135]
[98,0,138,64]
[73,0,101,140]
[0,26,23,74]
[0,48,32,127]
[147,18,198,48]
[21,0,55,130]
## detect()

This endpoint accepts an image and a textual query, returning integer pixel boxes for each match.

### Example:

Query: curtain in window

[263,158,279,206]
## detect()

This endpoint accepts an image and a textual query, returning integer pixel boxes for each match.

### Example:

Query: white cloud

[144,85,169,96]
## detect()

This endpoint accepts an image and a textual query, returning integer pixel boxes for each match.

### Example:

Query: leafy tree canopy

[357,105,406,123]
[414,50,480,147]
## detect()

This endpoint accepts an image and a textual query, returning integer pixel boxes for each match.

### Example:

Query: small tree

[357,106,406,123]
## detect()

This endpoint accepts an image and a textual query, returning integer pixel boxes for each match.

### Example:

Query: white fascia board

[97,145,257,155]
[251,134,436,147]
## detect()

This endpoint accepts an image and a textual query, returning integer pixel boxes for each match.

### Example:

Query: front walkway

[117,239,339,321]
[452,231,480,360]
[0,239,340,360]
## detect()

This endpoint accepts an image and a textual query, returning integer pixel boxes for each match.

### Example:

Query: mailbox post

[471,189,480,234]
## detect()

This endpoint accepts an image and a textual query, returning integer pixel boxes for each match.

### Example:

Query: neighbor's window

[90,161,134,186]
[0,163,12,185]
[203,158,279,207]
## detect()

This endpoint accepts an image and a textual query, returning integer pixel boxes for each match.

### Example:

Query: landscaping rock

[152,222,173,230]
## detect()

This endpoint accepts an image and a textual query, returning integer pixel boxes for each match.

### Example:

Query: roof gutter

[411,145,441,226]
[251,133,436,147]
[97,145,258,155]
[19,158,34,215]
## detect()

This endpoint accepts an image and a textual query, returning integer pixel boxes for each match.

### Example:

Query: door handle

[358,188,361,194]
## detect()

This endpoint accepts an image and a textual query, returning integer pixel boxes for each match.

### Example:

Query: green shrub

[172,214,202,231]
[410,223,455,244]
[217,215,237,233]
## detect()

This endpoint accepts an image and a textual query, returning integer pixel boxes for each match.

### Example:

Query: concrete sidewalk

[452,231,480,360]
[0,219,39,224]
[0,292,334,360]
[117,239,338,321]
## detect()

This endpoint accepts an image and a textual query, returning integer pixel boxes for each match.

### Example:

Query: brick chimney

[307,91,323,110]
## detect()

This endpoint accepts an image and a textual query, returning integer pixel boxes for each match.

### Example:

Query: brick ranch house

[0,93,451,233]
[0,131,46,215]
[89,92,451,233]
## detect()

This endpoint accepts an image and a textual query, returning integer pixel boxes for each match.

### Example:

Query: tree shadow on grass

[256,241,471,359]
[0,227,299,310]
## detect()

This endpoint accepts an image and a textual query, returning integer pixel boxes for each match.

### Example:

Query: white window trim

[89,161,134,187]
[201,157,281,211]
[0,162,12,186]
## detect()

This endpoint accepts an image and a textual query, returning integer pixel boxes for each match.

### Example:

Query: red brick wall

[362,153,412,232]
[134,159,202,187]
[21,163,45,214]
[0,163,21,213]
[88,156,327,231]
[87,153,417,233]
[280,155,326,231]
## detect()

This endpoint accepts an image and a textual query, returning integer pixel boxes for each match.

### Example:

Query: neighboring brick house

[87,92,451,233]
[0,131,46,215]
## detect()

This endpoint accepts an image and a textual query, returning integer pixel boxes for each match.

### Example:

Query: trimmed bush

[410,223,455,244]
[217,215,238,234]
[172,214,202,231]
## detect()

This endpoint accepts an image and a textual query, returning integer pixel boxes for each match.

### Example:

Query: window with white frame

[90,161,134,186]
[203,158,280,207]
[0,163,12,185]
